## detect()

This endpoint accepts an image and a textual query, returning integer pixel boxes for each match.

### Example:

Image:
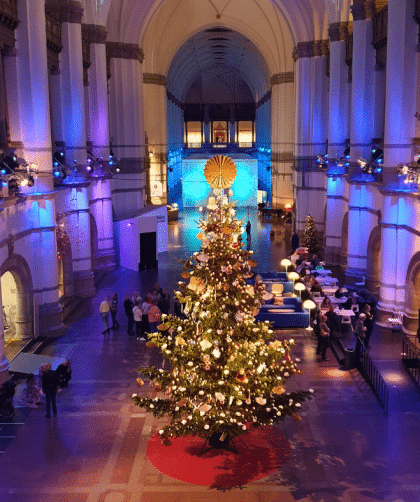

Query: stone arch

[0,254,34,340]
[366,225,381,292]
[341,210,349,267]
[404,252,420,334]
[56,229,74,298]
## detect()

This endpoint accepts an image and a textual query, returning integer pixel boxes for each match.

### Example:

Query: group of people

[0,359,71,419]
[100,282,170,340]
[285,250,378,363]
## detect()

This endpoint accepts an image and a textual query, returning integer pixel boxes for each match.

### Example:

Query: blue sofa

[255,297,310,328]
[262,280,294,294]
[258,271,288,281]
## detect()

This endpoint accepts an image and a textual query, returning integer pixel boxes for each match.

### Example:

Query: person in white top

[133,300,144,339]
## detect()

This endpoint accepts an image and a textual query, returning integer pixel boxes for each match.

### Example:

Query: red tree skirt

[147,425,290,486]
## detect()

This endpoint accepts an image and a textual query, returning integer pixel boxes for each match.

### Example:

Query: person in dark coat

[42,364,59,418]
[291,232,299,252]
[124,294,135,335]
[110,293,120,330]
[56,359,72,388]
[157,289,171,316]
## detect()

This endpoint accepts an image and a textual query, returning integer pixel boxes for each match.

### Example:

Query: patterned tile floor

[0,208,419,502]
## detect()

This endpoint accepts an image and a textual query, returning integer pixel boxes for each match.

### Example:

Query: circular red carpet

[147,426,290,486]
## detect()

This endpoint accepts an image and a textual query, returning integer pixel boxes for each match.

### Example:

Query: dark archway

[404,252,420,334]
[1,254,34,341]
[366,226,381,292]
[340,211,349,267]
[90,213,99,271]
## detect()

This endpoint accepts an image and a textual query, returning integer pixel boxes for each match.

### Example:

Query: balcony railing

[402,337,420,392]
[358,345,389,414]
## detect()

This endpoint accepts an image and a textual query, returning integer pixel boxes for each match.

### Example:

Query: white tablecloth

[311,269,332,275]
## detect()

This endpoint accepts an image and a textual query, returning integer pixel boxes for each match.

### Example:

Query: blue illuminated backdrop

[181,154,258,207]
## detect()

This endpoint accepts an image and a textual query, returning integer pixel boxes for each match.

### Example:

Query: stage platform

[9,353,67,376]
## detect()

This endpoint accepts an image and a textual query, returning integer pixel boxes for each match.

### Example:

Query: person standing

[124,294,135,335]
[148,299,161,333]
[142,295,152,334]
[157,289,171,316]
[354,313,367,363]
[100,296,111,334]
[291,232,299,252]
[110,293,120,330]
[363,304,374,349]
[319,314,330,361]
[133,300,144,340]
[42,364,59,418]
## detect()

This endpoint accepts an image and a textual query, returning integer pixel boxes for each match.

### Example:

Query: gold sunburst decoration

[204,155,237,189]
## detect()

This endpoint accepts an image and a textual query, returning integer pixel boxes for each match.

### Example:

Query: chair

[271,283,284,296]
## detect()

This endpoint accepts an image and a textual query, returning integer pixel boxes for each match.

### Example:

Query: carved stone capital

[82,24,107,45]
[270,71,294,85]
[106,42,144,63]
[143,73,166,85]
[329,21,352,42]
[293,40,329,60]
[59,1,84,24]
[350,0,376,21]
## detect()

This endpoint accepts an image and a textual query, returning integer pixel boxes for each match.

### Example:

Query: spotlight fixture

[316,154,329,171]
[0,152,39,195]
[397,159,420,185]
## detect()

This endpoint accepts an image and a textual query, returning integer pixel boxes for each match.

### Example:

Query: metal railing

[402,337,420,392]
[358,346,389,414]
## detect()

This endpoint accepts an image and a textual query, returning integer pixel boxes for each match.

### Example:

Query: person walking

[124,294,135,335]
[133,300,144,340]
[100,296,111,334]
[42,364,59,418]
[110,293,120,330]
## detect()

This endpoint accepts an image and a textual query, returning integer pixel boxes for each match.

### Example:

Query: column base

[73,269,96,298]
[39,301,64,338]
[325,246,347,268]
[92,249,116,272]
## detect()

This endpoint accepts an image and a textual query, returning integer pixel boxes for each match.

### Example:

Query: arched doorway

[1,255,34,343]
[404,252,420,334]
[366,226,381,292]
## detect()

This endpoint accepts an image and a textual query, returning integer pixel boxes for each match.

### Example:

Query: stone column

[346,0,381,282]
[383,0,417,183]
[204,105,210,143]
[4,0,53,193]
[83,24,109,159]
[107,42,147,218]
[83,25,116,271]
[143,73,167,205]
[324,22,351,266]
[271,72,294,208]
[54,1,86,165]
[293,41,328,240]
[229,105,235,143]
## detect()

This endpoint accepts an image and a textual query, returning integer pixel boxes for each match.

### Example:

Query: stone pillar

[293,41,328,240]
[324,22,351,267]
[349,0,378,171]
[107,42,147,218]
[271,72,294,208]
[383,0,417,183]
[4,0,53,193]
[229,105,235,143]
[83,24,109,159]
[204,105,210,143]
[54,1,86,165]
[83,25,116,271]
[143,73,167,205]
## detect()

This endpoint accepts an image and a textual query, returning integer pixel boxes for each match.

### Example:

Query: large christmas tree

[133,157,312,445]
[302,213,320,254]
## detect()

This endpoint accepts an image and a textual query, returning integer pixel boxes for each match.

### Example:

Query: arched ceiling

[167,28,269,102]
